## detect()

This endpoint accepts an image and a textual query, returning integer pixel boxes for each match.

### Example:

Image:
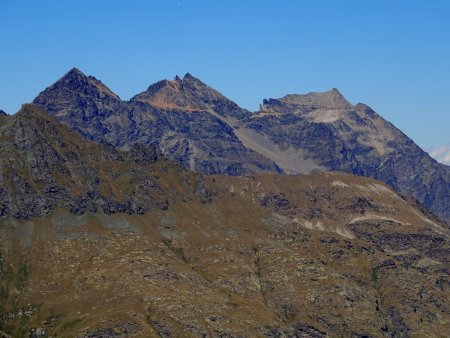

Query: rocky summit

[130,73,250,120]
[0,105,449,337]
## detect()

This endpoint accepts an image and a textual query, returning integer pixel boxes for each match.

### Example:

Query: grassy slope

[0,173,448,337]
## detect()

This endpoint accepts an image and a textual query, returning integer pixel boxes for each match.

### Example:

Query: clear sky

[1,0,449,150]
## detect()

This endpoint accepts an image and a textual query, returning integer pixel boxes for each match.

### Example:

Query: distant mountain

[430,145,450,165]
[236,90,450,223]
[0,109,6,116]
[0,104,449,337]
[33,69,450,223]
[33,68,280,176]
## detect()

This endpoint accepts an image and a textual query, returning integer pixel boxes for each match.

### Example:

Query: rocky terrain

[32,69,450,225]
[0,104,215,220]
[0,105,449,337]
[33,69,279,176]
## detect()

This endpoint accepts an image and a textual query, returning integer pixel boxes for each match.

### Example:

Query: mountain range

[0,69,448,337]
[33,68,450,224]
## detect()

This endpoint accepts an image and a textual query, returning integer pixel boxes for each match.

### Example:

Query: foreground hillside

[0,105,449,337]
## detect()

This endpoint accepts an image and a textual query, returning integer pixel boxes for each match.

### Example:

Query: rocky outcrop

[0,104,211,219]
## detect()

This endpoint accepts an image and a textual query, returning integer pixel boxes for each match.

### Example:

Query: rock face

[0,104,211,219]
[238,90,450,223]
[0,110,6,117]
[33,68,280,175]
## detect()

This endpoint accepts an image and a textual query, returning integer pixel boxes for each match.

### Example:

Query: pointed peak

[326,87,351,103]
[330,87,342,95]
[33,68,120,103]
[174,75,182,81]
[68,67,85,75]
[0,109,7,116]
[55,67,91,87]
[62,67,88,79]
[182,72,204,84]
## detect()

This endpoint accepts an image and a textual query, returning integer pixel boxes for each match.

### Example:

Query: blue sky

[1,0,449,150]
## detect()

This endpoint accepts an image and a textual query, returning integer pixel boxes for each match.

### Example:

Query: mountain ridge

[33,69,280,176]
[32,68,450,224]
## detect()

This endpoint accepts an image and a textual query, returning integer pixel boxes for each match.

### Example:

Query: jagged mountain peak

[58,67,91,87]
[0,109,7,116]
[131,73,250,119]
[65,66,85,77]
[34,68,120,104]
[182,72,202,83]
